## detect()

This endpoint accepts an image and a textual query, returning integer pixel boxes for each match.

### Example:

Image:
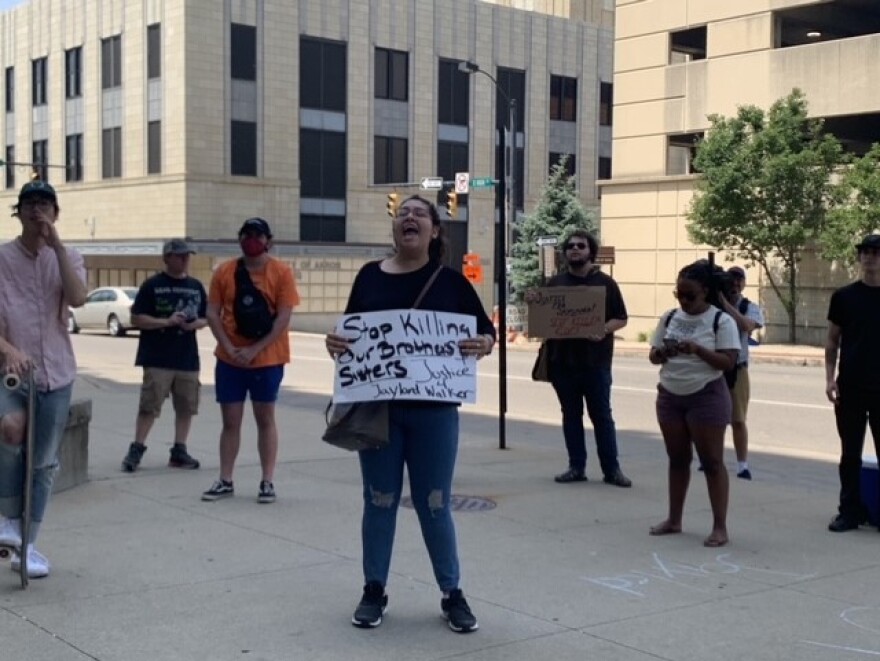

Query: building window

[4,145,13,189]
[496,67,526,132]
[4,67,12,112]
[32,140,49,182]
[374,136,407,184]
[375,48,408,101]
[299,128,346,198]
[101,35,122,89]
[300,37,346,112]
[775,5,880,48]
[549,152,576,177]
[102,127,122,178]
[65,134,83,182]
[598,156,612,180]
[670,26,707,63]
[437,59,469,126]
[667,133,703,175]
[65,47,83,99]
[231,23,256,81]
[231,120,257,176]
[300,214,345,242]
[147,24,161,79]
[32,57,47,106]
[600,82,613,126]
[148,121,161,174]
[549,75,577,122]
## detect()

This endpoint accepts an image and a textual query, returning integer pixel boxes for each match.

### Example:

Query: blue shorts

[214,360,284,404]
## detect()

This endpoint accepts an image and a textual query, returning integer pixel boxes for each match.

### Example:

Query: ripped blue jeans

[0,382,72,544]
[358,403,460,592]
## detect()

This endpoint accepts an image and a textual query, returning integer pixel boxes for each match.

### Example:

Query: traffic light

[386,192,399,219]
[445,191,458,219]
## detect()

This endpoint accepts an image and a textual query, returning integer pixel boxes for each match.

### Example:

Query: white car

[68,287,139,337]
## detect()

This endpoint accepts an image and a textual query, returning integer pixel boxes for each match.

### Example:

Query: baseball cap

[162,238,196,255]
[17,180,57,205]
[238,217,272,238]
[856,234,880,251]
[728,266,746,280]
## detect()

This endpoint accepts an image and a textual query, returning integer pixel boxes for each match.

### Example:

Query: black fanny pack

[233,259,275,339]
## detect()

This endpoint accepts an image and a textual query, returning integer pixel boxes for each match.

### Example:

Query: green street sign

[470,177,495,189]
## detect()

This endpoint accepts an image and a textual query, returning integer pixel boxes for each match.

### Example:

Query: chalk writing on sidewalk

[582,552,817,598]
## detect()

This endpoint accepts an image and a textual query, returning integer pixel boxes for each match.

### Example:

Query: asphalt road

[70,329,838,464]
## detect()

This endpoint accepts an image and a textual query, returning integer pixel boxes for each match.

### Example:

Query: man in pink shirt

[0,180,87,578]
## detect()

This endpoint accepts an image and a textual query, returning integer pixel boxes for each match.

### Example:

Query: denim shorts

[214,360,284,404]
[656,376,731,427]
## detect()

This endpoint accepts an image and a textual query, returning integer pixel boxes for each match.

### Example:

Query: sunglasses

[673,290,697,302]
[565,242,588,250]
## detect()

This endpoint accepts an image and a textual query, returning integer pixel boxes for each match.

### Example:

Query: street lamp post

[459,60,516,450]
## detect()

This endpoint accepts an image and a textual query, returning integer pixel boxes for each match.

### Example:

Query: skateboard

[0,370,35,588]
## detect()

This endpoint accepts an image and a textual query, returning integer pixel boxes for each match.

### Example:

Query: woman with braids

[647,260,740,547]
[325,195,494,632]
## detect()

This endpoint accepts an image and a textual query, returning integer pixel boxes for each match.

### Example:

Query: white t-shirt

[650,305,741,395]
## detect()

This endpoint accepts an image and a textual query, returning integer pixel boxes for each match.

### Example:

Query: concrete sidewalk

[2,355,874,661]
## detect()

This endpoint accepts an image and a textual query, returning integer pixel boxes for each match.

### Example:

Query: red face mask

[240,237,265,257]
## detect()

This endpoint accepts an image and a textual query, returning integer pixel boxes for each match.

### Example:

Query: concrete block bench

[53,399,91,494]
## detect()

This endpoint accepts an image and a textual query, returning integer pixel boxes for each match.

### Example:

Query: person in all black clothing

[121,239,208,472]
[825,234,880,532]
[534,229,631,487]
[325,195,494,633]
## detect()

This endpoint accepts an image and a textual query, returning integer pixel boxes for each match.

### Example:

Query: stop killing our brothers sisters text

[332,309,478,404]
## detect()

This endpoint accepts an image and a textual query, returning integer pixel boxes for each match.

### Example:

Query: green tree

[821,143,880,264]
[509,155,596,303]
[687,89,845,343]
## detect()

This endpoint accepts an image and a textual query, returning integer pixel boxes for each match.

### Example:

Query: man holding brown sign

[528,230,631,487]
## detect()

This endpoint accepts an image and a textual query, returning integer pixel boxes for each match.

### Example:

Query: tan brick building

[601,0,880,343]
[0,0,614,331]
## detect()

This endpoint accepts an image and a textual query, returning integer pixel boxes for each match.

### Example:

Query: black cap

[17,180,57,205]
[728,266,746,280]
[856,234,880,251]
[238,217,272,238]
[162,238,196,255]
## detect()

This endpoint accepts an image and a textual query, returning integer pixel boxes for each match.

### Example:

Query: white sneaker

[11,545,50,579]
[0,518,22,550]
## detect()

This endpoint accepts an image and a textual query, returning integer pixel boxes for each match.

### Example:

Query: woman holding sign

[325,195,495,633]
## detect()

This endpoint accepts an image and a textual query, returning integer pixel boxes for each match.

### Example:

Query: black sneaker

[828,514,860,532]
[603,469,632,488]
[257,480,276,504]
[441,589,479,633]
[201,479,234,501]
[168,444,200,469]
[121,443,147,472]
[352,582,388,628]
[554,468,587,483]
[736,468,752,480]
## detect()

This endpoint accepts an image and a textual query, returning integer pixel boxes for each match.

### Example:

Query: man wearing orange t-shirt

[202,218,299,504]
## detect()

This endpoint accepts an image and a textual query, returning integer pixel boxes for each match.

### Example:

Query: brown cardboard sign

[527,286,606,338]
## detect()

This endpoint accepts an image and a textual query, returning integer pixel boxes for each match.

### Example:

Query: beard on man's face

[567,256,589,268]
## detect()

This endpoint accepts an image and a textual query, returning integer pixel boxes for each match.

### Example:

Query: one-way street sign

[420,177,444,190]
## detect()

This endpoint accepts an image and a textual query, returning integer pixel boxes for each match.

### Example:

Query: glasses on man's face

[396,206,431,220]
[565,242,587,250]
[673,290,697,302]
[20,199,53,211]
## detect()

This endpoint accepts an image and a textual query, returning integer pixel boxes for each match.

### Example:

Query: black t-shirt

[345,260,495,339]
[544,268,628,369]
[828,280,880,390]
[131,272,207,371]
